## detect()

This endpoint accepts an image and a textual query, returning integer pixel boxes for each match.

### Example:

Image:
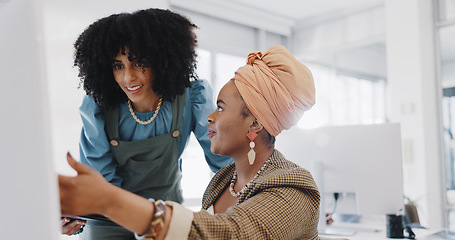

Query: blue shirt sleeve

[79,95,123,187]
[189,80,233,172]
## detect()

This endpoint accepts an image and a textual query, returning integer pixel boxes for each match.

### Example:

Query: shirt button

[110,140,119,146]
[172,130,180,138]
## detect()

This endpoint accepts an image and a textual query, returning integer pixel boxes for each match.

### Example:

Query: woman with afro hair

[61,8,232,239]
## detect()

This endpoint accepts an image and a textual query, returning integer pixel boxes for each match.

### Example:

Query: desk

[319,217,440,240]
[320,227,439,240]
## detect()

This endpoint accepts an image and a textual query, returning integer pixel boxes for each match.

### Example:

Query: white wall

[170,0,294,37]
[292,5,386,79]
[172,7,258,57]
[293,5,385,58]
[385,0,443,228]
[0,0,59,239]
[439,24,455,88]
[289,0,445,228]
[171,2,288,57]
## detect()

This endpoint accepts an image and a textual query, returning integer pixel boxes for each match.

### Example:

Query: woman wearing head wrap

[59,45,320,239]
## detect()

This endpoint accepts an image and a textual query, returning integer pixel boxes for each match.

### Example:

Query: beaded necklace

[127,97,162,125]
[229,160,269,198]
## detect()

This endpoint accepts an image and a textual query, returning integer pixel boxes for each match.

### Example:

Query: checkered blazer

[188,150,321,239]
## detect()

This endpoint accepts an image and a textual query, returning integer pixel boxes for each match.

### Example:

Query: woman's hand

[59,152,114,216]
[60,217,86,235]
[59,152,162,235]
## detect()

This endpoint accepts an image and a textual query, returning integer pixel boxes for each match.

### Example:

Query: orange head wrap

[233,45,315,137]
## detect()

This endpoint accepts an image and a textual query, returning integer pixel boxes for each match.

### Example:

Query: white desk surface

[319,216,440,240]
[320,226,439,240]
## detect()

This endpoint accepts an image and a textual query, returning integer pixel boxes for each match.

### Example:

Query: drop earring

[246,132,258,165]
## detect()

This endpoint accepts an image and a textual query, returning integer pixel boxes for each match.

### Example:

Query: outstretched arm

[59,153,172,237]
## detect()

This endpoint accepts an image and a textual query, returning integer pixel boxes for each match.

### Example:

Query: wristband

[142,199,166,240]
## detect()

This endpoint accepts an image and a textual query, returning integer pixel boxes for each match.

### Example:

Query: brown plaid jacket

[188,150,320,239]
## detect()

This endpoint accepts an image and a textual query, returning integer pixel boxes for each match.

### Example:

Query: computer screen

[276,123,404,221]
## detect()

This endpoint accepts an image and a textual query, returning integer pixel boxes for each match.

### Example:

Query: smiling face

[207,81,256,159]
[112,46,156,112]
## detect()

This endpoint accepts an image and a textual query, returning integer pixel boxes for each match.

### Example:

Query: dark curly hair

[74,8,198,107]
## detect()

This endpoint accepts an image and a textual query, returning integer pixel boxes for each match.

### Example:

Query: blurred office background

[1,0,455,239]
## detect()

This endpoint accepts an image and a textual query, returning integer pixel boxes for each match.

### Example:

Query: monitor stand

[313,161,359,237]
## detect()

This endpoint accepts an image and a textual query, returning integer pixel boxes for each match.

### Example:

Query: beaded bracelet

[143,199,166,240]
[73,224,85,235]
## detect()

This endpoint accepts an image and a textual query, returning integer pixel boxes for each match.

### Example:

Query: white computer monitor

[276,123,404,222]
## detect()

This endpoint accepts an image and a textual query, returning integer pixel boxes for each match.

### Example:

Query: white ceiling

[222,0,384,20]
[221,0,388,79]
[45,0,455,79]
[181,0,386,79]
[219,0,455,79]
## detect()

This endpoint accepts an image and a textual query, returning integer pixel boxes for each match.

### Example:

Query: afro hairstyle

[74,8,198,108]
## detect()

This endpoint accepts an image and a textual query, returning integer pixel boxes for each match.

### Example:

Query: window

[298,64,387,129]
[195,49,212,82]
[214,53,245,97]
[181,50,245,210]
[435,0,455,230]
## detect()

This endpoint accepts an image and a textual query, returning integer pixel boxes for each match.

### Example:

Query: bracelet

[73,224,85,235]
[143,199,166,240]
